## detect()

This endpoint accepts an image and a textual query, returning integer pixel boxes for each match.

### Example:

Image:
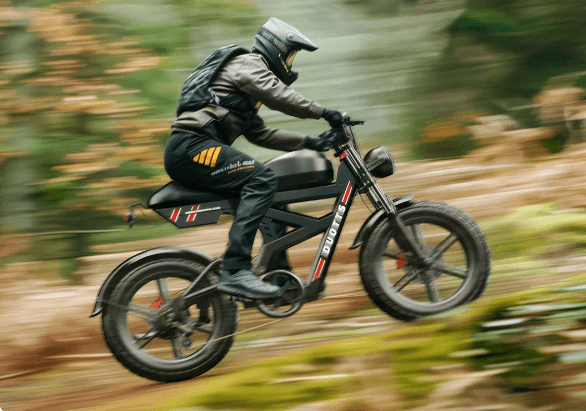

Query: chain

[189,317,285,349]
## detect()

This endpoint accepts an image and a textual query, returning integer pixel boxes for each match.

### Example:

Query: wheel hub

[410,244,443,284]
[148,301,193,340]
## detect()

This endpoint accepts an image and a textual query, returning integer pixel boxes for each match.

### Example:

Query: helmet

[252,18,318,86]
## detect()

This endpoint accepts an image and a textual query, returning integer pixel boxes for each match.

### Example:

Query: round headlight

[364,146,394,178]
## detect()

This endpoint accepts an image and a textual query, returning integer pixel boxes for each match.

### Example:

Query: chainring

[256,270,305,318]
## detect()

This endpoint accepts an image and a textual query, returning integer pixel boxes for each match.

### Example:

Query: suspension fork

[341,144,428,263]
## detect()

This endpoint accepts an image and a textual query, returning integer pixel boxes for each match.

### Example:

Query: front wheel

[101,258,238,382]
[359,201,490,322]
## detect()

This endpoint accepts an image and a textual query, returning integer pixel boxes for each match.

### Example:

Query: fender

[89,246,215,317]
[349,194,414,250]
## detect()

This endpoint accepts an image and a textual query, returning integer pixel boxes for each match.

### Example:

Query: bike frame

[255,160,357,300]
[153,123,427,304]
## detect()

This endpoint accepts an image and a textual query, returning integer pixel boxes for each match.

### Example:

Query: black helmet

[252,18,318,86]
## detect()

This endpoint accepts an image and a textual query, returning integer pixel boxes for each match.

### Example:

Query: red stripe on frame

[186,205,199,223]
[339,152,347,160]
[312,258,325,281]
[342,182,352,204]
[170,208,181,222]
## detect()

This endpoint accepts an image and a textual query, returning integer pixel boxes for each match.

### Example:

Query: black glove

[304,136,332,152]
[321,108,344,128]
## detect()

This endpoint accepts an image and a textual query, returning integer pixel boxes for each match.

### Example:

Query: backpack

[176,45,250,117]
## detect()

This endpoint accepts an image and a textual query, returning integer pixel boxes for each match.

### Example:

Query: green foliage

[576,74,586,91]
[450,9,538,38]
[540,128,570,154]
[481,204,586,260]
[0,0,264,278]
[118,68,180,117]
[343,0,401,16]
[427,2,586,117]
[412,131,478,160]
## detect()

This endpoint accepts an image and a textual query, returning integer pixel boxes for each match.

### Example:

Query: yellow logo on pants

[193,147,221,167]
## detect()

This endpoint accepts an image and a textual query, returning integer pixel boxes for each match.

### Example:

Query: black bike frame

[254,160,357,300]
[154,123,426,304]
[153,158,358,302]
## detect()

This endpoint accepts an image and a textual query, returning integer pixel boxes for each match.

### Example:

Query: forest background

[2,0,586,277]
[4,0,586,410]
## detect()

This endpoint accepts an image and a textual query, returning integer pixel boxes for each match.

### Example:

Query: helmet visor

[287,50,298,67]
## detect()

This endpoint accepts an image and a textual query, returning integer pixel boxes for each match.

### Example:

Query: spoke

[430,233,458,261]
[171,338,185,359]
[127,302,153,320]
[157,278,171,301]
[135,329,159,349]
[383,248,404,260]
[393,269,422,292]
[425,280,440,302]
[433,263,467,279]
[412,224,426,246]
[193,324,212,334]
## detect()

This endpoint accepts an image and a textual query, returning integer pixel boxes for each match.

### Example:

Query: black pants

[164,131,290,274]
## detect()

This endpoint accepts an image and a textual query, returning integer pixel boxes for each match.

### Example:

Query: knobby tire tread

[359,201,490,322]
[101,258,238,382]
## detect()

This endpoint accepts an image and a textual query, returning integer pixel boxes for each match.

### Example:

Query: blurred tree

[0,0,262,278]
[406,0,586,158]
[429,0,586,112]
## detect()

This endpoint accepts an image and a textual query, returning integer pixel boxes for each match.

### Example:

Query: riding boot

[218,269,279,299]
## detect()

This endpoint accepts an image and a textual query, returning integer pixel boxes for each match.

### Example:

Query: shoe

[218,270,280,299]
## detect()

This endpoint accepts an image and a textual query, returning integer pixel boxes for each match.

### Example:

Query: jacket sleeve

[233,54,324,120]
[244,114,307,152]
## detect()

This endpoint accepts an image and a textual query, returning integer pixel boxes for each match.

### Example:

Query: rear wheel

[102,259,238,382]
[359,201,490,321]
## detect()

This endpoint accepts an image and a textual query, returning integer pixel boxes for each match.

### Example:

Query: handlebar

[319,114,365,148]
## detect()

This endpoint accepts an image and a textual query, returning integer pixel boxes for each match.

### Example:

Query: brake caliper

[396,254,407,269]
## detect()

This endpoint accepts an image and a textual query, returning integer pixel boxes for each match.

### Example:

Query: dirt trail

[2,145,586,411]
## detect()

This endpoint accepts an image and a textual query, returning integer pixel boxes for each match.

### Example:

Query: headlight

[363,146,394,178]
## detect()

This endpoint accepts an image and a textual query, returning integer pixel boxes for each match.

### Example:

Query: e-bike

[90,115,491,382]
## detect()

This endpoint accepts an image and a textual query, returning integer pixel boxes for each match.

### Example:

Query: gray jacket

[171,53,324,151]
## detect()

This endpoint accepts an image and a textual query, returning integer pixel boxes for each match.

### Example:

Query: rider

[164,18,344,300]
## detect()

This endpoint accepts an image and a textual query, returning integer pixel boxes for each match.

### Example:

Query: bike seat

[149,151,333,209]
[148,182,238,209]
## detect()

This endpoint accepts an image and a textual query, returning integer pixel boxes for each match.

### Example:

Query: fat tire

[359,201,490,322]
[101,258,238,382]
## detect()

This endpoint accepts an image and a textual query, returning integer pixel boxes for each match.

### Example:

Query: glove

[321,108,344,128]
[304,136,332,152]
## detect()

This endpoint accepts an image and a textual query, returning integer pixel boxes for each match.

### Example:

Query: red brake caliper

[150,296,163,309]
[396,254,407,269]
